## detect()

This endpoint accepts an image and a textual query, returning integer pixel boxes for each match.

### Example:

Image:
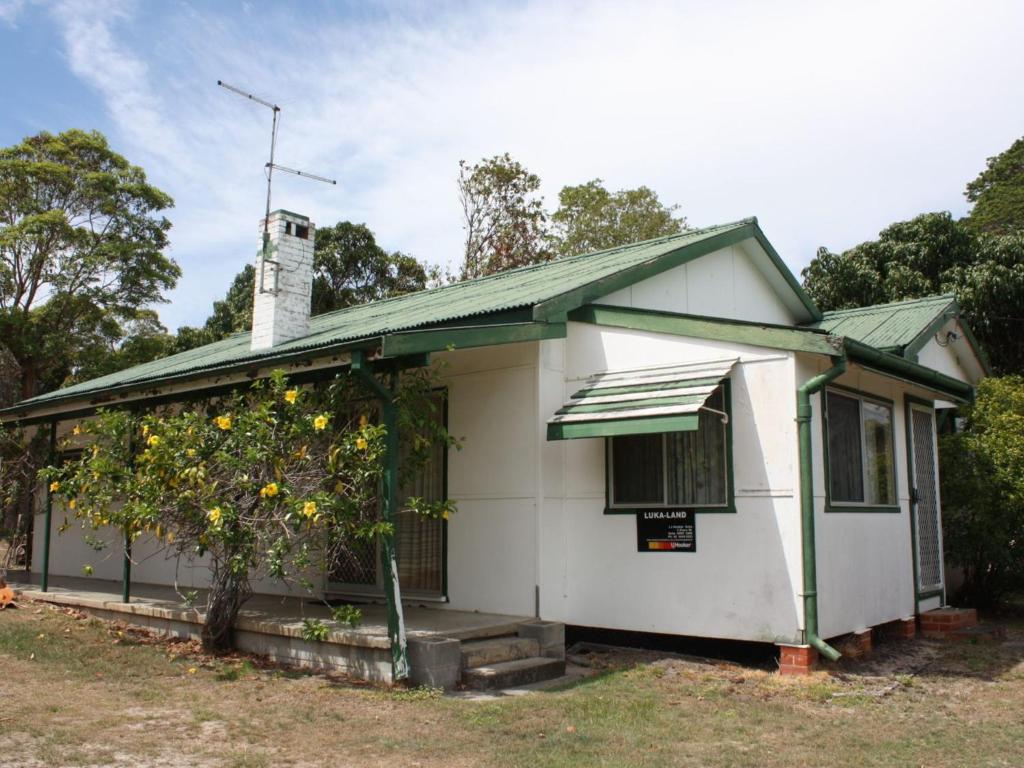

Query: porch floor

[9,574,528,651]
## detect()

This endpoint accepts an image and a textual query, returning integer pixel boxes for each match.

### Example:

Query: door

[907,402,945,606]
[328,394,447,600]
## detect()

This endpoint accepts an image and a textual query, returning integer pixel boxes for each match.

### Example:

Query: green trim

[570,305,841,356]
[40,422,57,593]
[825,505,901,514]
[533,221,822,323]
[440,391,450,603]
[383,322,565,357]
[821,385,900,513]
[749,226,824,322]
[902,304,958,359]
[797,356,846,662]
[557,393,706,415]
[904,395,946,605]
[548,413,698,441]
[844,339,973,403]
[350,350,409,681]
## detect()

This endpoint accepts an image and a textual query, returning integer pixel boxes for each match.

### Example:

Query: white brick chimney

[251,210,315,350]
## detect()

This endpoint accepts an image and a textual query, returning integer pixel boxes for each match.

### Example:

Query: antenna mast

[217,79,336,292]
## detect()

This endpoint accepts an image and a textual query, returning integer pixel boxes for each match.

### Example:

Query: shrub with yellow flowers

[43,367,456,651]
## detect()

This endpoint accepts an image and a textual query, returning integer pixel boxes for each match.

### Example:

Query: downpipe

[796,355,847,662]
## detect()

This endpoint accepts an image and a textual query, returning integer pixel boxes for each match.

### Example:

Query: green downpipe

[797,356,847,662]
[350,351,410,681]
[40,422,57,592]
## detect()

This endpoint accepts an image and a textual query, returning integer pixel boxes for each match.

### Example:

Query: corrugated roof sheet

[12,219,753,410]
[808,295,956,352]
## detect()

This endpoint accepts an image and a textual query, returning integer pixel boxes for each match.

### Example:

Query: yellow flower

[72,425,82,436]
[166,530,175,544]
[284,389,299,404]
[359,414,369,428]
[259,482,279,499]
[68,499,76,510]
[49,481,60,493]
[186,448,196,458]
[302,501,317,518]
[442,509,450,520]
[147,434,160,447]
[141,424,149,436]
[207,507,222,525]
[313,414,329,431]
[355,437,368,451]
[215,415,232,431]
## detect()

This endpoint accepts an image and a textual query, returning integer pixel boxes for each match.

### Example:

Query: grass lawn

[1,601,1023,767]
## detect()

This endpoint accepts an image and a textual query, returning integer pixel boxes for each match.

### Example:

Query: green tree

[311,222,428,314]
[0,129,178,536]
[964,136,1024,235]
[0,129,179,399]
[45,368,455,650]
[802,212,1024,374]
[550,179,686,258]
[939,376,1024,608]
[458,153,549,279]
[176,224,428,350]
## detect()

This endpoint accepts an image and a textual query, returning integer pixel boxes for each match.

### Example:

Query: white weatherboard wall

[798,355,920,638]
[598,242,796,326]
[538,322,805,643]
[438,342,539,617]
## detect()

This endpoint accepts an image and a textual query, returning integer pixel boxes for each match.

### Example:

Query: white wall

[915,318,985,385]
[797,355,922,637]
[598,242,796,326]
[439,341,540,616]
[538,322,805,643]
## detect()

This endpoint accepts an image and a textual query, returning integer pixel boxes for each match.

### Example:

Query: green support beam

[122,416,137,603]
[350,350,410,681]
[382,322,565,357]
[569,305,842,356]
[40,422,57,592]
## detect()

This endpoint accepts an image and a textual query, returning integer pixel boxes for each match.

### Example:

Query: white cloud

[45,0,1024,330]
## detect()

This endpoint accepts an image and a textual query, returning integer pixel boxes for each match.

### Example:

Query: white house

[2,211,987,681]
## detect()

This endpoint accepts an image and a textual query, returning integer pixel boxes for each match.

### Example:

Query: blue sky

[3,0,1024,331]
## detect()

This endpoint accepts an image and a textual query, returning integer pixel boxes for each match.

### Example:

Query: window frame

[822,385,900,514]
[604,381,735,515]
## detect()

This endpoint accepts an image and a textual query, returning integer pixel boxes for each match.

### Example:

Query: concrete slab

[10,575,530,682]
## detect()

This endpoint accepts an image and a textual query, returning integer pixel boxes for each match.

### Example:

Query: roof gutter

[796,355,847,662]
[844,339,974,403]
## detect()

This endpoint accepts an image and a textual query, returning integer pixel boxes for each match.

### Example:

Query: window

[824,389,897,509]
[608,386,730,509]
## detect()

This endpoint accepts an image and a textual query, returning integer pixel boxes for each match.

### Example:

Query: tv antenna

[217,79,336,293]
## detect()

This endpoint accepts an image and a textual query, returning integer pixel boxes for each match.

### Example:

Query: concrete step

[460,635,540,668]
[462,657,566,691]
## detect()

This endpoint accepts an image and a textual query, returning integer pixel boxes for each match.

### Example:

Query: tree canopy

[0,129,179,401]
[458,153,549,279]
[177,222,428,350]
[550,179,686,258]
[964,135,1024,236]
[457,154,686,277]
[801,212,1024,374]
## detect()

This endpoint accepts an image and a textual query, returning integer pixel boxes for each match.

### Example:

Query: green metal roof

[808,295,958,353]
[10,218,814,416]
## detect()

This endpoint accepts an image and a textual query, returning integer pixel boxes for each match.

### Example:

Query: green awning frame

[547,357,738,441]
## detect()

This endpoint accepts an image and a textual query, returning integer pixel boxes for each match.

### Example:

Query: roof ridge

[307,218,756,326]
[820,293,956,317]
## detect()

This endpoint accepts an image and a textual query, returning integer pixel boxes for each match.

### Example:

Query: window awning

[547,357,738,441]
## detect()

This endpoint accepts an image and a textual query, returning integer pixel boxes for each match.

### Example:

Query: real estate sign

[636,510,696,552]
